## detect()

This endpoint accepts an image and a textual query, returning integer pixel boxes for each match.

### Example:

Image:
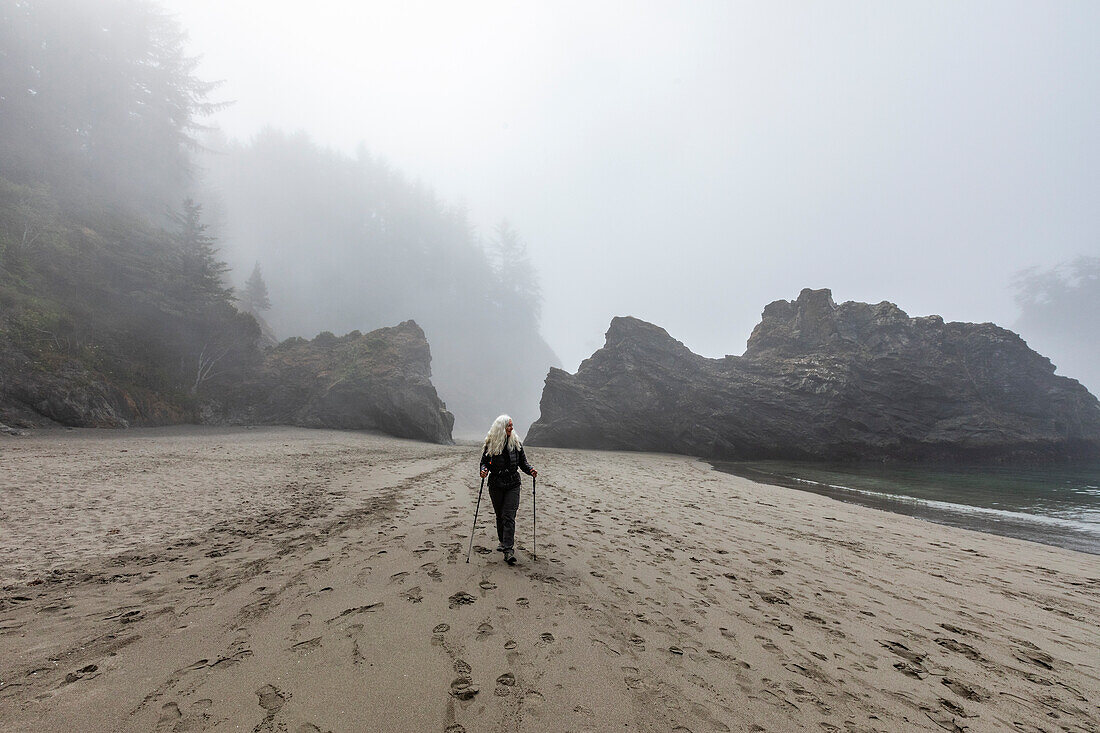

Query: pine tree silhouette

[242,261,272,313]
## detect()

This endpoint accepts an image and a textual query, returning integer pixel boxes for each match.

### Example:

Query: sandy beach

[1,427,1098,732]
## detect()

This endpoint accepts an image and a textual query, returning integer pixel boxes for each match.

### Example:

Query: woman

[479,415,537,565]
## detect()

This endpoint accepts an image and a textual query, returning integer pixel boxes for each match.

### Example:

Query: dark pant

[489,482,521,551]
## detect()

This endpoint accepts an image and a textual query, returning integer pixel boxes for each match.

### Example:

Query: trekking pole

[467,475,485,563]
[532,475,537,561]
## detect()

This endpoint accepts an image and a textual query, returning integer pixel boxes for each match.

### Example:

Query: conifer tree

[491,219,542,324]
[173,198,230,301]
[0,0,223,210]
[241,261,272,313]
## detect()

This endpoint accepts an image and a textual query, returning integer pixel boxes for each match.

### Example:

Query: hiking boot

[504,550,517,565]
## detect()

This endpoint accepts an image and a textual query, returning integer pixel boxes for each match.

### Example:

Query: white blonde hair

[483,414,520,456]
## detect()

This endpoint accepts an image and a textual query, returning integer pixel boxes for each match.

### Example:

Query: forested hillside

[0,0,258,426]
[200,131,558,435]
[0,0,554,434]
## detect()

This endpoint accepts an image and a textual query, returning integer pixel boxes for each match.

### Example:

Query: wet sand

[1,426,1098,732]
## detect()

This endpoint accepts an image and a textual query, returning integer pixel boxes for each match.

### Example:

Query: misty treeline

[0,0,259,416]
[0,0,555,431]
[200,129,557,433]
[1013,257,1100,395]
[0,0,216,212]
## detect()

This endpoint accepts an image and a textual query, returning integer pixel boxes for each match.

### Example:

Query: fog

[164,1,1099,391]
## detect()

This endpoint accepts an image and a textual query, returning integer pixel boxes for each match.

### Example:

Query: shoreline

[2,427,1099,731]
[711,460,1100,556]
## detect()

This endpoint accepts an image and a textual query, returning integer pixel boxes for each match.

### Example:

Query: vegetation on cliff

[0,1,455,440]
[0,1,255,425]
[0,177,260,425]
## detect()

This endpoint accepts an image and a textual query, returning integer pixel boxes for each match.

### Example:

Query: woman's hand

[531,469,538,478]
[480,468,488,478]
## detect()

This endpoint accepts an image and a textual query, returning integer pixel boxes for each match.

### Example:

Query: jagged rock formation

[527,289,1100,462]
[219,320,454,443]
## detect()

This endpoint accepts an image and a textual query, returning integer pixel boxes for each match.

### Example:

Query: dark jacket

[481,441,533,490]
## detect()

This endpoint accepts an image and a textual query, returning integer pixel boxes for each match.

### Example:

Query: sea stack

[527,288,1100,461]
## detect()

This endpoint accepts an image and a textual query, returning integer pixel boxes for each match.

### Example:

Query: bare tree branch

[191,342,232,394]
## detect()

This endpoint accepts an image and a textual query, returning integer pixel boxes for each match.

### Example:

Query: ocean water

[710,460,1100,555]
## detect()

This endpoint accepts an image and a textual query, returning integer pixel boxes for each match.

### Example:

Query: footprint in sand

[210,648,253,669]
[118,609,144,623]
[937,633,990,660]
[477,621,494,636]
[326,603,383,623]
[450,677,479,700]
[255,684,287,719]
[63,664,99,684]
[291,613,312,631]
[621,666,643,690]
[479,580,497,591]
[434,623,451,634]
[290,637,322,654]
[421,563,443,582]
[296,723,334,733]
[1013,644,1056,671]
[515,597,530,608]
[939,623,980,638]
[941,677,991,702]
[754,635,782,655]
[494,672,516,696]
[504,640,517,650]
[156,702,181,730]
[403,586,424,604]
[448,592,476,609]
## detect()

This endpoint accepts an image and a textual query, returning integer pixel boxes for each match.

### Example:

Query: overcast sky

[163,1,1099,372]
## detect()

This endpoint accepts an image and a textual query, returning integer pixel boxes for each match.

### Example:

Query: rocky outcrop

[0,346,189,428]
[527,289,1100,462]
[219,320,454,443]
[0,320,454,443]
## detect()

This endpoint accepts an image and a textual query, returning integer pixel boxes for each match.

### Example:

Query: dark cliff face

[526,289,1100,462]
[0,344,193,429]
[218,320,454,443]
